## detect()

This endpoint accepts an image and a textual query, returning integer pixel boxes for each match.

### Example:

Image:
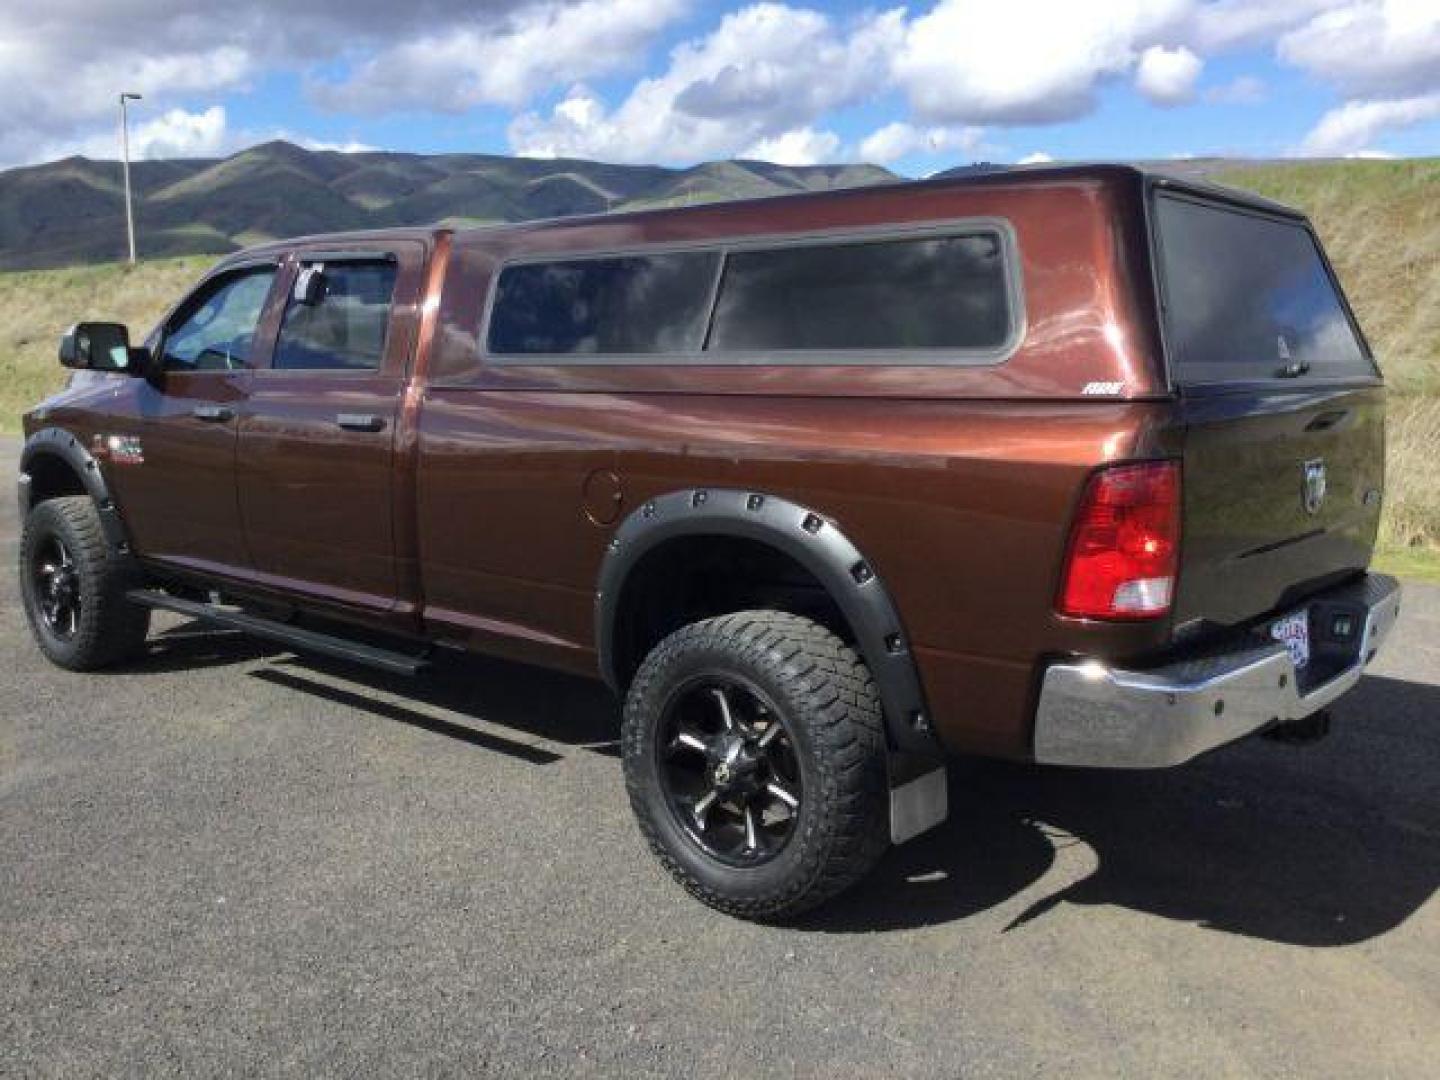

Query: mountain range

[0,141,899,271]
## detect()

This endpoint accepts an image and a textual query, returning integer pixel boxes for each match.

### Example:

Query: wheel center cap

[710,737,761,795]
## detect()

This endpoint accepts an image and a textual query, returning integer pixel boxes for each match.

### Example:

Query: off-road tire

[622,610,889,920]
[20,496,150,671]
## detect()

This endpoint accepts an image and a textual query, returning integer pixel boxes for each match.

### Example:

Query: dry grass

[1381,397,1440,550]
[0,256,216,433]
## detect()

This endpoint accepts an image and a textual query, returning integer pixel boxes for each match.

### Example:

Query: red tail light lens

[1058,461,1181,620]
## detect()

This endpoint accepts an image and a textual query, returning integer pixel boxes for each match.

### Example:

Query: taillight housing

[1057,460,1181,620]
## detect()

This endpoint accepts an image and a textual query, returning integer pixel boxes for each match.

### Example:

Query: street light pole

[118,92,142,265]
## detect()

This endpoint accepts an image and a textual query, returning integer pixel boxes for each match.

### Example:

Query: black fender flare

[18,427,133,555]
[595,488,937,755]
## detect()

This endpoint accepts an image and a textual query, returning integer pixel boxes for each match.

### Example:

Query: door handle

[192,405,235,423]
[336,413,386,433]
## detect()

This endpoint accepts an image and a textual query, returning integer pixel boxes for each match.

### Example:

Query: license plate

[1270,610,1310,670]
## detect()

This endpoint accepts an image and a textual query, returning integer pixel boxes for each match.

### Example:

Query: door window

[162,268,277,372]
[274,260,399,371]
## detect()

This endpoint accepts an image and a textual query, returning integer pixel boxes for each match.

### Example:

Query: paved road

[2,435,1437,1077]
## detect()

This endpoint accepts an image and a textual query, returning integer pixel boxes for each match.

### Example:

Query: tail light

[1058,460,1181,620]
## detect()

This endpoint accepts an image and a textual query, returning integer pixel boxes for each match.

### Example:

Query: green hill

[0,142,900,271]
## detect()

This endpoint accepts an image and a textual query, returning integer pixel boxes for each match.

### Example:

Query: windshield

[1154,193,1374,385]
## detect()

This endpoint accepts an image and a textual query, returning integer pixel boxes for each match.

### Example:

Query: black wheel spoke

[742,805,761,851]
[710,686,737,731]
[669,727,710,757]
[690,789,720,827]
[765,781,799,810]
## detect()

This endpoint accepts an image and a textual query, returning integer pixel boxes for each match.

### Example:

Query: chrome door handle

[192,405,234,423]
[336,413,386,433]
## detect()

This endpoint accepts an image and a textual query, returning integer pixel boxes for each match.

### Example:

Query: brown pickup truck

[18,164,1400,919]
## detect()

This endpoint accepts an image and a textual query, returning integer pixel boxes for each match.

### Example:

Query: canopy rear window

[1154,194,1373,384]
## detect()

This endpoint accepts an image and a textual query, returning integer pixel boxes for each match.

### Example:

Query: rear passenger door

[236,242,426,614]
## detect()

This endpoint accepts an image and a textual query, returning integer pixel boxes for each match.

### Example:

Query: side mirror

[59,322,146,375]
[294,265,328,305]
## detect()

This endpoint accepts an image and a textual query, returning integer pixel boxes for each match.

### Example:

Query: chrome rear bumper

[1033,573,1401,768]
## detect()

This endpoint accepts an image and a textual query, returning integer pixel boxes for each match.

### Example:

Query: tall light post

[118,92,142,264]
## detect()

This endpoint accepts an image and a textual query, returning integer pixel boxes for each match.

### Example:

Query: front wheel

[19,496,150,671]
[622,611,889,920]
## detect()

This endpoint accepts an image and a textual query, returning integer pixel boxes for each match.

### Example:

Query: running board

[127,590,430,677]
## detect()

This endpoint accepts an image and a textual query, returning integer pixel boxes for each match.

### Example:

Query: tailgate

[1173,387,1384,629]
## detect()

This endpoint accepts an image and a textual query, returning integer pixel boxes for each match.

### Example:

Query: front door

[236,242,425,614]
[106,263,282,575]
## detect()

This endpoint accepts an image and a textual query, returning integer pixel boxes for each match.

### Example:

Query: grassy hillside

[0,143,900,271]
[3,158,1437,579]
[0,257,212,430]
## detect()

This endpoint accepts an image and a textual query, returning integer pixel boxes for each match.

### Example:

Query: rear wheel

[20,496,150,671]
[622,611,889,920]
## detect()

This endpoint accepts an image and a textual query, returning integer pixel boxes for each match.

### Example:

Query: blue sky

[3,1,1438,173]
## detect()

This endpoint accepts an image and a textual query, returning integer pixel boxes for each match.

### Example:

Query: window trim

[479,216,1026,367]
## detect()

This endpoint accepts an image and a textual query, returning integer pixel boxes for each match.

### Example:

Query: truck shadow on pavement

[133,622,1439,948]
[806,672,1440,946]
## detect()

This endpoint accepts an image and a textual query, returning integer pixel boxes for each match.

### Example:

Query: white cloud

[1135,45,1203,105]
[42,107,231,162]
[0,0,665,166]
[309,0,685,112]
[509,4,905,163]
[129,106,231,159]
[742,128,841,165]
[1017,151,1055,164]
[890,0,1191,124]
[1182,0,1342,52]
[1300,91,1440,154]
[858,122,985,164]
[283,135,382,154]
[1276,2,1440,154]
[1279,1,1440,97]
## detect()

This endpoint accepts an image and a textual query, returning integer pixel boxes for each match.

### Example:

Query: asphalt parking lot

[2,435,1437,1077]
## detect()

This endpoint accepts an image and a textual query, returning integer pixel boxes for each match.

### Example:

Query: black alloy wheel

[19,496,150,671]
[622,610,890,920]
[657,674,803,866]
[31,535,82,640]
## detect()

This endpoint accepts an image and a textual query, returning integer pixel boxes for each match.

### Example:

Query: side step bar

[127,590,430,677]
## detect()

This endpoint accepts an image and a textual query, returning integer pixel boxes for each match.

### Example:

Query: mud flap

[888,751,948,844]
